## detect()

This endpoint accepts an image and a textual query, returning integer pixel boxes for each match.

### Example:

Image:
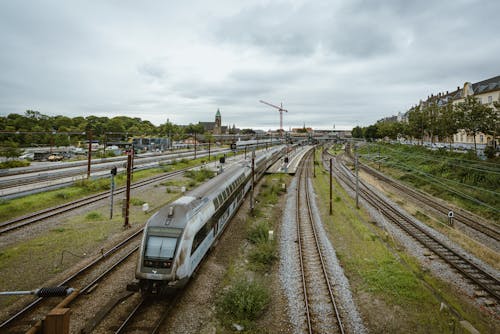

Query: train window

[192,223,211,254]
[145,236,177,259]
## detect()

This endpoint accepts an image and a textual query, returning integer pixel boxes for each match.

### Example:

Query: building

[403,75,499,147]
[199,109,228,134]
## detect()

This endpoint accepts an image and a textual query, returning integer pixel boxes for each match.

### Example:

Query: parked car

[19,152,34,160]
[48,154,63,161]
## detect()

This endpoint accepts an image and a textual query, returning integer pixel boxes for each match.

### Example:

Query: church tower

[214,109,222,135]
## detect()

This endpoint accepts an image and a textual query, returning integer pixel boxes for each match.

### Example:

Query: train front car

[135,195,214,294]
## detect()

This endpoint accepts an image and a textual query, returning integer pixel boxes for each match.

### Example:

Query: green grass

[216,175,290,331]
[0,156,215,223]
[357,143,499,220]
[216,279,270,329]
[313,151,495,333]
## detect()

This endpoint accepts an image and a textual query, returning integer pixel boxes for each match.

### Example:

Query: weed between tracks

[215,175,290,332]
[313,150,496,333]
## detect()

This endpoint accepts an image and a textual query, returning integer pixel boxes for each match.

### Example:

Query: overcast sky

[1,0,499,130]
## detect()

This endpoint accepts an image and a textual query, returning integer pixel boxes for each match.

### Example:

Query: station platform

[267,145,313,174]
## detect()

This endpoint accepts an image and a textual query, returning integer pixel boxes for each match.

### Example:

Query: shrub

[85,211,102,220]
[130,198,145,206]
[247,221,269,244]
[0,160,30,169]
[249,241,277,269]
[184,169,214,183]
[216,279,270,325]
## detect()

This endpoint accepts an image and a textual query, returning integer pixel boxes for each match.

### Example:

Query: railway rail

[296,149,345,333]
[113,296,178,334]
[0,168,188,235]
[340,144,500,243]
[358,161,500,242]
[0,230,142,333]
[322,150,500,304]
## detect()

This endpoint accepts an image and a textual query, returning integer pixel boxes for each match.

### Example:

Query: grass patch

[130,198,145,206]
[216,279,270,329]
[85,211,103,220]
[0,160,30,169]
[184,169,215,183]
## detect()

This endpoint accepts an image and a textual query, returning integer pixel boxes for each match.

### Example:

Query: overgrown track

[358,162,500,242]
[296,149,344,334]
[0,168,187,235]
[341,145,500,242]
[0,230,142,333]
[322,150,500,303]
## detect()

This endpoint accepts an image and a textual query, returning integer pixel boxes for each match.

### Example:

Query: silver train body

[135,146,284,294]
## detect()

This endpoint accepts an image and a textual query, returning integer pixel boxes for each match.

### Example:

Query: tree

[407,105,425,144]
[456,96,496,152]
[436,102,461,150]
[351,126,363,138]
[364,124,378,141]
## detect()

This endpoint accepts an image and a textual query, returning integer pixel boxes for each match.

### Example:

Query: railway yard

[0,143,498,333]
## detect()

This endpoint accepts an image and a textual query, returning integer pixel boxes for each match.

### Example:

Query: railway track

[296,149,344,334]
[340,145,500,243]
[113,295,179,334]
[358,162,500,242]
[0,230,142,333]
[322,151,500,304]
[0,168,188,235]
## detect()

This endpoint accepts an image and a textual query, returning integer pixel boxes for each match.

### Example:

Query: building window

[488,96,493,104]
[480,135,484,143]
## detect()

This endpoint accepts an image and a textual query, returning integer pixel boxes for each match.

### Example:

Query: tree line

[0,110,253,157]
[352,97,499,152]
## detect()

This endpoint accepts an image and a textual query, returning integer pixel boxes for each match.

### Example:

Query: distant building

[199,109,228,134]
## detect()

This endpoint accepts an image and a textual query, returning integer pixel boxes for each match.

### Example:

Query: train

[133,145,284,294]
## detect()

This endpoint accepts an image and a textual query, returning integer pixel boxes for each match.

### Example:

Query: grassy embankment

[215,174,290,332]
[357,143,499,221]
[0,155,222,223]
[0,163,214,309]
[312,148,496,333]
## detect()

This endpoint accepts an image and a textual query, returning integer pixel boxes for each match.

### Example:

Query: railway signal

[259,100,288,139]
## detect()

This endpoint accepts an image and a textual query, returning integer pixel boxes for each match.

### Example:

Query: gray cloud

[0,0,499,130]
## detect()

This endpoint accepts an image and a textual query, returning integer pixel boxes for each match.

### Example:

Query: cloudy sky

[1,0,499,130]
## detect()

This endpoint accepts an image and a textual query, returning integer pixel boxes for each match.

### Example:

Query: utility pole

[329,158,333,215]
[124,153,132,229]
[110,166,117,219]
[194,132,197,159]
[355,153,359,209]
[87,130,92,179]
[250,151,255,213]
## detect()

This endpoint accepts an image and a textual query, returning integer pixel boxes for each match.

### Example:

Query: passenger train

[134,146,284,294]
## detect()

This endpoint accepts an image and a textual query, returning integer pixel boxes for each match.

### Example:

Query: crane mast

[259,100,288,139]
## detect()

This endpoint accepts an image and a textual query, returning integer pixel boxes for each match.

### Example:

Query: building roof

[216,109,221,117]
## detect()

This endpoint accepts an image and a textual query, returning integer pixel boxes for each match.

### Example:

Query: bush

[0,160,30,169]
[130,198,145,206]
[249,241,277,269]
[216,279,270,325]
[184,169,214,183]
[85,211,102,220]
[247,221,269,244]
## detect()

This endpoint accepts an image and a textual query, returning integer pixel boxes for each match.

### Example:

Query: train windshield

[145,236,177,259]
